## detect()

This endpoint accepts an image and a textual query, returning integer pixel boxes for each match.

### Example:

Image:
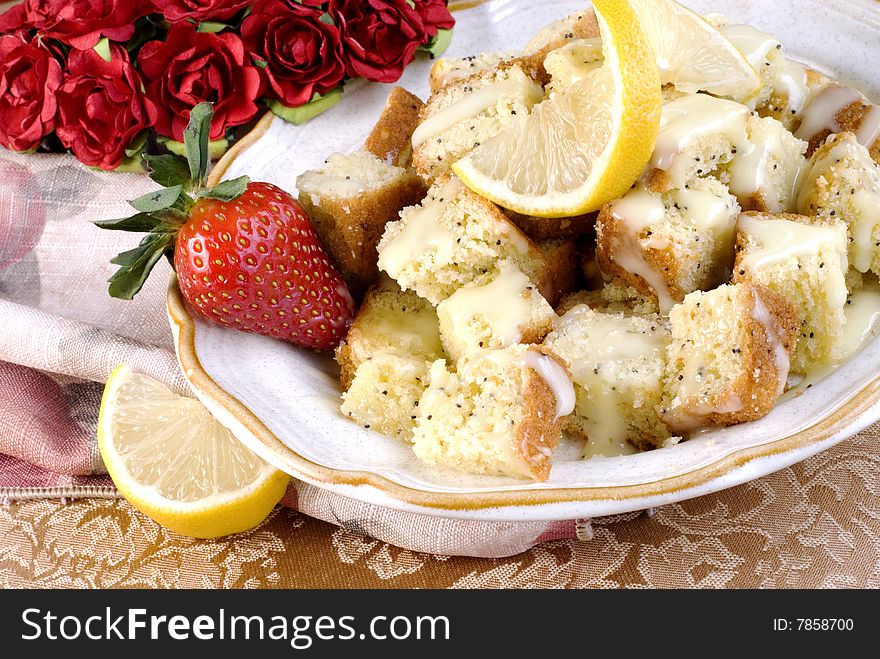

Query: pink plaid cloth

[0,148,579,557]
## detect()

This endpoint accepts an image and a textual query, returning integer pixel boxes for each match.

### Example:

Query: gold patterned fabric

[3,425,878,588]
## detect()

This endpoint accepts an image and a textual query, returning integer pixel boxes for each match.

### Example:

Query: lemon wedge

[628,0,761,102]
[97,365,290,538]
[452,0,661,218]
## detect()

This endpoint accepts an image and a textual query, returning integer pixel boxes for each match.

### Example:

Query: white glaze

[524,351,576,421]
[442,263,532,348]
[775,59,811,117]
[652,94,750,187]
[728,118,803,212]
[721,24,781,71]
[411,68,543,148]
[840,286,880,360]
[795,84,866,141]
[609,188,675,313]
[377,178,460,278]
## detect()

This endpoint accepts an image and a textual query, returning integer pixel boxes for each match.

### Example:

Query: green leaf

[95,213,167,233]
[162,136,229,160]
[197,21,228,33]
[125,130,149,159]
[94,37,112,63]
[124,16,158,53]
[418,29,453,59]
[183,102,214,190]
[318,12,334,25]
[267,88,343,126]
[129,185,183,213]
[252,56,268,69]
[200,175,250,202]
[144,154,192,189]
[107,233,175,300]
[109,244,150,267]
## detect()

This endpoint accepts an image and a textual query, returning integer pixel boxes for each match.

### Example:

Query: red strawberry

[96,103,355,351]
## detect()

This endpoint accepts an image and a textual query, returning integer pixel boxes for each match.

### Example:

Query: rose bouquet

[0,0,454,170]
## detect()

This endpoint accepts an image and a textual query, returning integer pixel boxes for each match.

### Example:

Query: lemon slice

[453,0,660,218]
[628,0,761,102]
[97,365,289,538]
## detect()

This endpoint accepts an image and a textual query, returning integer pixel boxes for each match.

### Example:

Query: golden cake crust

[663,283,799,431]
[364,87,425,169]
[515,346,568,481]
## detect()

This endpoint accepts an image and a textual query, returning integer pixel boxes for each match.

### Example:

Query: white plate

[169,0,880,522]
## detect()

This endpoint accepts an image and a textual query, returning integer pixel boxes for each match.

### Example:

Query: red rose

[55,45,157,170]
[137,24,263,141]
[413,0,454,39]
[0,4,28,33]
[329,0,426,83]
[152,0,251,23]
[242,0,345,107]
[18,0,152,50]
[0,33,61,152]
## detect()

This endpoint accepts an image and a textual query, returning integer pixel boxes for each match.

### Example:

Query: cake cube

[661,282,799,432]
[726,115,807,213]
[411,64,545,183]
[341,353,431,441]
[335,281,442,390]
[796,132,880,276]
[436,260,556,361]
[364,87,425,169]
[595,177,741,312]
[647,93,750,192]
[733,211,849,373]
[297,150,426,287]
[376,176,547,305]
[542,303,673,453]
[411,345,574,481]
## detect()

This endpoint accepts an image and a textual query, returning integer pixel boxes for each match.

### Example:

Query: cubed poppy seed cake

[436,260,556,361]
[595,176,740,313]
[411,64,545,183]
[429,52,515,93]
[335,281,442,390]
[411,345,574,481]
[297,150,426,287]
[646,93,750,192]
[542,303,674,453]
[661,283,799,433]
[376,176,547,305]
[796,132,880,277]
[726,115,807,213]
[341,353,431,442]
[733,211,849,373]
